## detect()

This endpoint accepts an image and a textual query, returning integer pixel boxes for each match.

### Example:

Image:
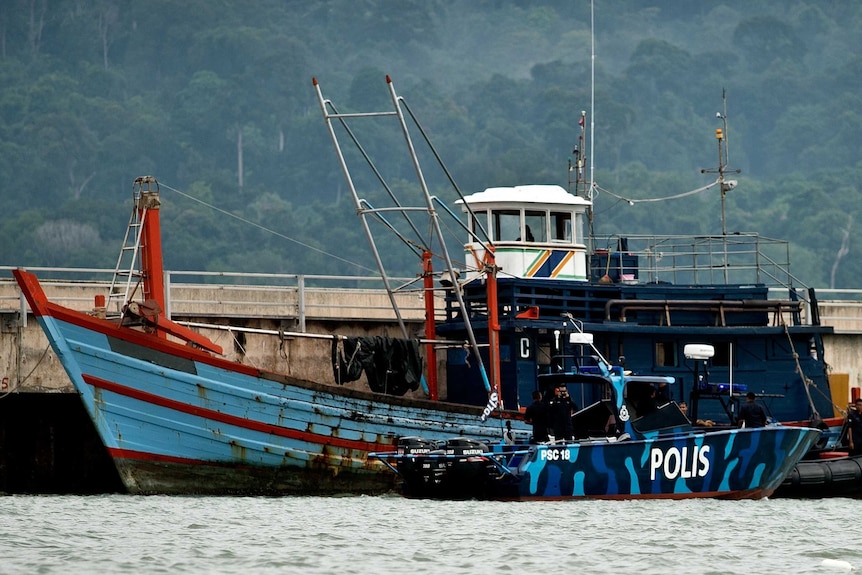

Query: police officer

[524,390,550,443]
[738,392,767,428]
[547,384,577,441]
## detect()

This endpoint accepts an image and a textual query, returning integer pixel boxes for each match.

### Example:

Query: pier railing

[0,266,440,331]
[4,264,862,333]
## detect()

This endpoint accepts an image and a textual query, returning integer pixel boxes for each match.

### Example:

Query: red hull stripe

[82,374,390,453]
[108,447,215,466]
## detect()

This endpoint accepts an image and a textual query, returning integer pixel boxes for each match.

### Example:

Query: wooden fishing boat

[11,77,538,495]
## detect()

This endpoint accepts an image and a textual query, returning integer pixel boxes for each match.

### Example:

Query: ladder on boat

[106,176,159,316]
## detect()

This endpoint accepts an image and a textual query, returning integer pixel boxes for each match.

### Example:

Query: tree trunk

[237,126,244,192]
[29,0,46,58]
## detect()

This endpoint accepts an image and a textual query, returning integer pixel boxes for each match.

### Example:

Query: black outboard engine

[395,436,445,498]
[394,437,499,499]
[439,438,497,499]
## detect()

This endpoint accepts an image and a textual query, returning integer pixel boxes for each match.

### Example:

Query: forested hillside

[1,0,860,287]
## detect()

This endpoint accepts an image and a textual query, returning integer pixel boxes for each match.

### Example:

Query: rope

[781,322,827,420]
[278,329,289,360]
[0,343,52,399]
[594,179,719,205]
[160,183,377,274]
[227,327,260,370]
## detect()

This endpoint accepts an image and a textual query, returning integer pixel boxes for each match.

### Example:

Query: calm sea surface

[0,494,859,574]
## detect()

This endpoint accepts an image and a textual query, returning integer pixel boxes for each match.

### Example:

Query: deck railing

[591,233,798,288]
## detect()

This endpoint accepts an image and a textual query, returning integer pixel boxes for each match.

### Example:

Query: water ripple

[0,495,857,574]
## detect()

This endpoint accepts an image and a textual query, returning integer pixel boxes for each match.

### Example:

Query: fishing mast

[313,76,502,407]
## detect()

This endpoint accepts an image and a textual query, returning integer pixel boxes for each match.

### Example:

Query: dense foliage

[1,0,860,287]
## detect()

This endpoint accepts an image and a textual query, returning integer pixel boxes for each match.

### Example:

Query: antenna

[569,0,597,251]
[700,89,741,236]
[589,0,595,196]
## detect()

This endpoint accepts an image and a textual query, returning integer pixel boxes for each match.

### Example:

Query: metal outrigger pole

[312,76,497,405]
[312,77,409,340]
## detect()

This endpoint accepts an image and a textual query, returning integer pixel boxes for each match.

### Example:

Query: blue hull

[17,269,525,495]
[378,426,821,500]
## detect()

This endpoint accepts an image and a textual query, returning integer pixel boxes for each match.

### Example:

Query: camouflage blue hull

[378,426,821,500]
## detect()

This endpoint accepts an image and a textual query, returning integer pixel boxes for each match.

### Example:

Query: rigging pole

[700,90,741,282]
[313,76,496,405]
[312,78,409,340]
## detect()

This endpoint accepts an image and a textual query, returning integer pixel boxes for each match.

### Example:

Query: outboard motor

[440,438,497,499]
[395,436,445,498]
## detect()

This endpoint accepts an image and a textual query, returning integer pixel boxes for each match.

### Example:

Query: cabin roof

[457,185,591,207]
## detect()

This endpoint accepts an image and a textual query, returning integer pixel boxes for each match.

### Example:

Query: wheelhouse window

[492,210,520,241]
[551,211,572,243]
[655,341,678,367]
[524,211,547,242]
[470,210,487,240]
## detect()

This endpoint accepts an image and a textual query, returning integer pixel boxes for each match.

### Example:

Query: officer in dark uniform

[524,390,550,443]
[547,384,577,441]
[847,398,862,456]
[738,392,768,428]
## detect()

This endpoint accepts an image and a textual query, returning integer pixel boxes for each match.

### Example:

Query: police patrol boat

[371,339,821,500]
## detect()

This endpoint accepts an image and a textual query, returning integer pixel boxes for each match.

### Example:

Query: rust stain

[308,443,335,472]
[346,411,371,423]
[92,387,104,407]
[228,440,247,461]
